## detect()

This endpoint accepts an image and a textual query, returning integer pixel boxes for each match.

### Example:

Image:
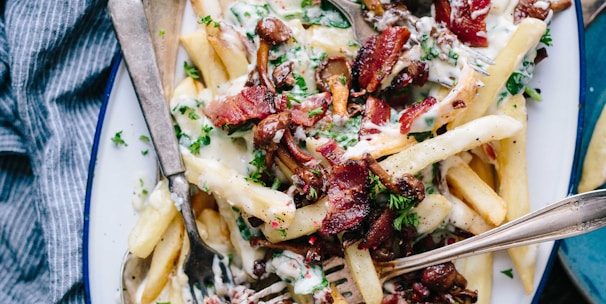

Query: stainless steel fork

[325,189,606,300]
[107,0,231,301]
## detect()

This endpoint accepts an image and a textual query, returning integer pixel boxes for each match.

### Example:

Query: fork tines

[322,257,364,304]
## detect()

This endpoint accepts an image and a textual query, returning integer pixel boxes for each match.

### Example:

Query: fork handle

[108,0,185,177]
[378,189,606,281]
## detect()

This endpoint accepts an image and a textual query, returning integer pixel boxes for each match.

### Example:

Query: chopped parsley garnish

[501,268,514,279]
[540,28,553,47]
[524,86,543,101]
[410,131,433,142]
[141,149,149,156]
[183,61,200,79]
[199,16,221,28]
[420,34,440,61]
[307,107,324,117]
[188,125,213,154]
[188,111,200,120]
[111,131,127,147]
[505,72,527,95]
[158,29,165,36]
[139,135,150,143]
[174,124,183,140]
[293,73,308,92]
[338,74,347,85]
[447,48,459,66]
[246,150,269,186]
[285,93,301,108]
[301,0,313,8]
[369,172,420,230]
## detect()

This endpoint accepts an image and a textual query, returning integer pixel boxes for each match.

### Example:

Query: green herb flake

[524,86,543,102]
[338,74,347,85]
[199,15,213,26]
[307,107,324,117]
[501,268,514,279]
[301,0,313,8]
[293,73,308,91]
[141,149,149,156]
[139,135,150,143]
[188,111,200,120]
[111,131,128,147]
[183,61,200,79]
[246,150,269,186]
[540,28,553,47]
[158,29,165,36]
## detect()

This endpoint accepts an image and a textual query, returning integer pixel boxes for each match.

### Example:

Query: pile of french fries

[123,0,557,302]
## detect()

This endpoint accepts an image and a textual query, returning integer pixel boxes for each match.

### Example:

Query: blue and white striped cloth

[0,0,117,302]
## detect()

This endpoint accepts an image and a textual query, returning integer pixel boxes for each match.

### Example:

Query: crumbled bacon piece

[513,0,550,24]
[434,0,491,47]
[283,92,332,127]
[360,96,391,137]
[359,207,396,250]
[316,138,345,166]
[203,86,278,127]
[384,60,429,108]
[320,160,370,235]
[398,96,437,134]
[352,26,411,93]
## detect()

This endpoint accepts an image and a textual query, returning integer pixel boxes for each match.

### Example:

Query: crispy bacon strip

[316,138,345,166]
[352,26,411,93]
[286,92,332,127]
[359,207,396,250]
[320,160,371,235]
[513,0,550,24]
[203,86,278,127]
[399,96,437,134]
[434,0,491,47]
[360,96,391,137]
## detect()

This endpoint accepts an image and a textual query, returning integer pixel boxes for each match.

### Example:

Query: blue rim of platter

[82,3,587,301]
[558,4,606,303]
[83,51,122,304]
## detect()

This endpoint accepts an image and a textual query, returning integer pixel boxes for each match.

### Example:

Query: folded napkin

[0,0,117,302]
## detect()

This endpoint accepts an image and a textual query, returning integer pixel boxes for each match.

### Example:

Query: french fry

[261,197,327,242]
[190,0,222,19]
[380,115,522,178]
[446,158,507,226]
[206,24,250,80]
[451,18,547,127]
[344,241,383,304]
[215,195,266,276]
[578,104,606,192]
[496,94,535,294]
[180,30,228,94]
[197,208,232,255]
[306,26,358,57]
[412,194,453,235]
[469,153,497,190]
[172,76,205,99]
[129,179,179,258]
[141,216,184,304]
[183,153,296,229]
[454,253,493,304]
[447,194,494,235]
[342,126,418,160]
[432,65,482,129]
